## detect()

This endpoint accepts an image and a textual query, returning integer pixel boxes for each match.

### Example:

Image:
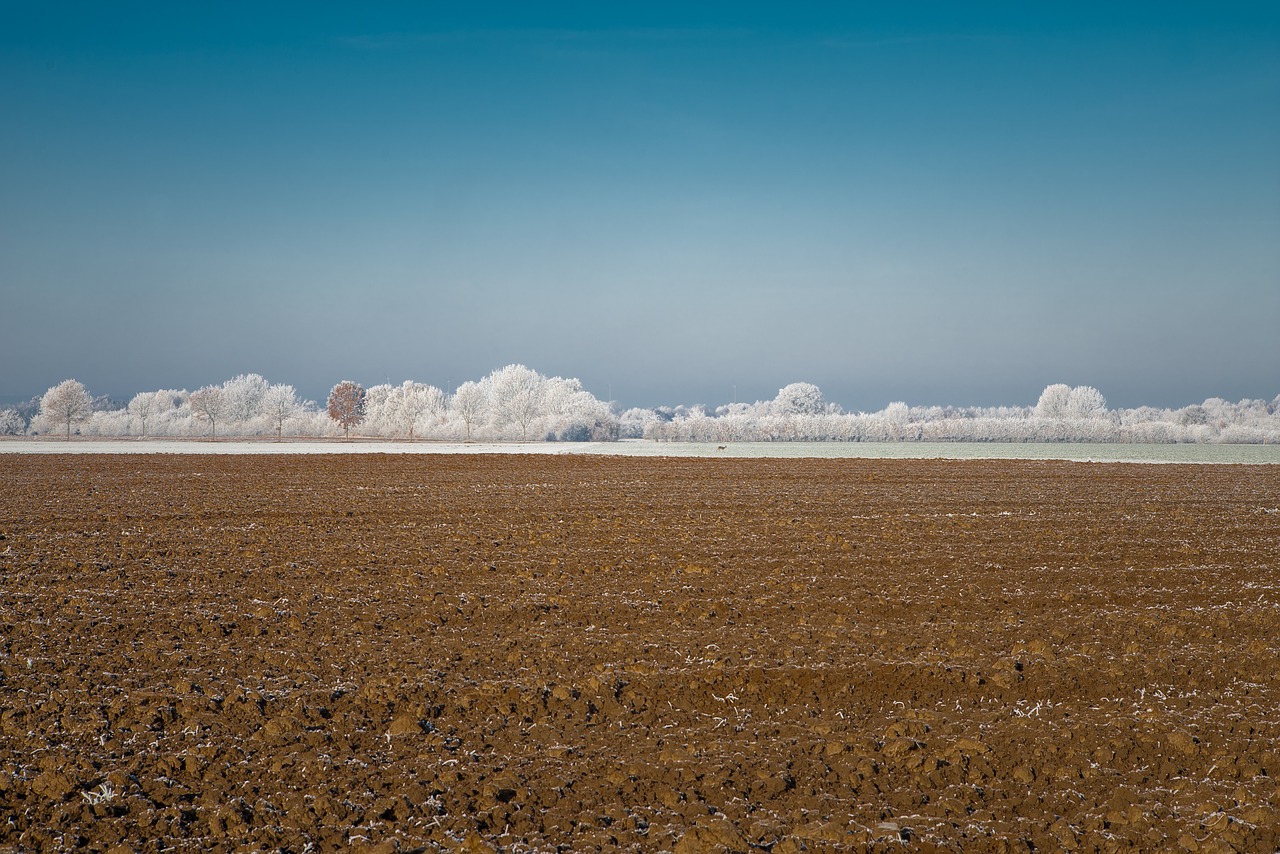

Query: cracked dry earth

[1,454,1279,853]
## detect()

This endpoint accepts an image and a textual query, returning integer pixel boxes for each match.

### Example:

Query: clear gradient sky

[2,2,1277,411]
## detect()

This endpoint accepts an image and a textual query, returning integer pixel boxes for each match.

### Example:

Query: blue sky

[2,2,1277,411]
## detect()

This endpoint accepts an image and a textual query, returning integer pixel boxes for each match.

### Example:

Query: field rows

[2,456,1278,851]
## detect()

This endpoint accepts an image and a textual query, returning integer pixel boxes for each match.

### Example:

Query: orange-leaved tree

[327,380,366,440]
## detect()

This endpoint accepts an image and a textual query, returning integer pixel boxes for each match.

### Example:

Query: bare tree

[451,381,486,441]
[189,385,228,439]
[127,392,157,436]
[263,384,302,441]
[327,380,366,439]
[40,379,93,439]
[386,381,443,441]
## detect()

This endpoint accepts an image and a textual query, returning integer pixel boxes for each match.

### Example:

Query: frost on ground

[1,437,1279,464]
[1,455,1278,851]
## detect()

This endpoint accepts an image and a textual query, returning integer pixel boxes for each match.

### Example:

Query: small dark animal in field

[717,445,727,451]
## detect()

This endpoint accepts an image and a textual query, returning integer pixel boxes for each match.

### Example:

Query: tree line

[638,383,1280,444]
[5,373,1279,444]
[10,365,616,442]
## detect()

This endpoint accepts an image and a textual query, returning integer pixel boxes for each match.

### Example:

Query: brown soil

[2,455,1278,853]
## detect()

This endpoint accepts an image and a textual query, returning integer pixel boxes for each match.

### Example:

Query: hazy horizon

[4,4,1277,412]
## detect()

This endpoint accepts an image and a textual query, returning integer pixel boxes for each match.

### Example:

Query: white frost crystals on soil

[1,438,1279,463]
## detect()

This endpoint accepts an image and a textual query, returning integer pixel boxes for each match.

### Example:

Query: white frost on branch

[38,379,94,439]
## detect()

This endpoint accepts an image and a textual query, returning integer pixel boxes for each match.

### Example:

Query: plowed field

[2,455,1278,853]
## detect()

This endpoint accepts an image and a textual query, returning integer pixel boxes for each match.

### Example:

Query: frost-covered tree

[1036,384,1107,420]
[882,401,910,440]
[0,408,25,436]
[361,384,394,434]
[1176,404,1209,426]
[41,379,93,439]
[774,382,825,416]
[327,380,366,439]
[488,364,546,440]
[188,385,229,439]
[1066,385,1107,419]
[617,407,658,439]
[222,373,270,424]
[1035,384,1073,419]
[385,381,444,441]
[541,376,614,441]
[263,383,302,440]
[451,381,487,441]
[151,390,188,436]
[127,392,157,436]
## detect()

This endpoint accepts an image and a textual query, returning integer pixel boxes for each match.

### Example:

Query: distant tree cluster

[13,365,617,442]
[24,374,312,440]
[636,383,1280,445]
[353,365,616,442]
[7,373,1279,444]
